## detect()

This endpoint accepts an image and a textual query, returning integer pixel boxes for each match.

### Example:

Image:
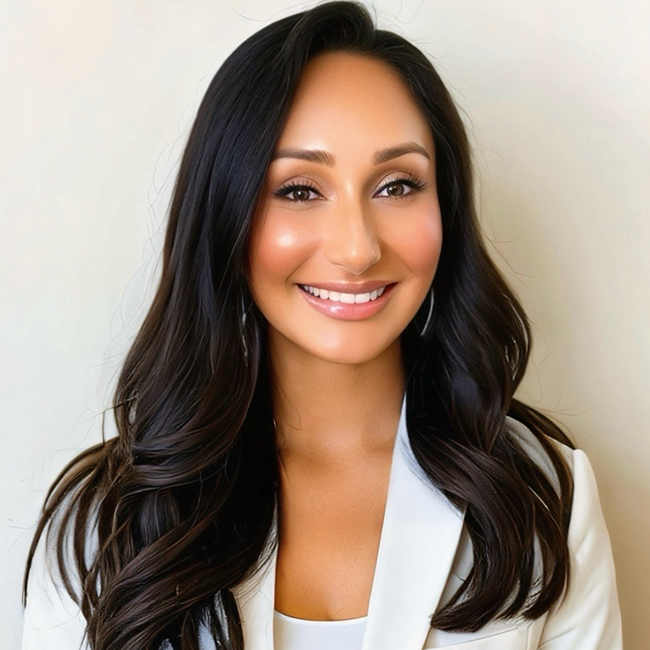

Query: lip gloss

[297,283,397,321]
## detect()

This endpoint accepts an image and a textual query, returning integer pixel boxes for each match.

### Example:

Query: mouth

[298,282,395,303]
[296,282,398,321]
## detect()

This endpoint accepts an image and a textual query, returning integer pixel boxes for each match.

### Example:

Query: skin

[247,52,443,620]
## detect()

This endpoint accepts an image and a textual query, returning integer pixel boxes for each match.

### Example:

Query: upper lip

[298,280,395,293]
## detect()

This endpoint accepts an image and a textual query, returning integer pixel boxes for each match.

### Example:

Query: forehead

[273,52,434,160]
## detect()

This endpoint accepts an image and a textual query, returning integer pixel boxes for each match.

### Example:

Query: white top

[273,609,367,650]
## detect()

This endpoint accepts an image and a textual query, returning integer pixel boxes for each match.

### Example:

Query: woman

[21,2,623,649]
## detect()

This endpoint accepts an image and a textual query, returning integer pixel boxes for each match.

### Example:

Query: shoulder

[503,414,608,536]
[503,415,623,648]
[22,508,220,650]
[503,414,574,482]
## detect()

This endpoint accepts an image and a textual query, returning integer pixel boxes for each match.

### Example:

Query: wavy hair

[23,2,576,648]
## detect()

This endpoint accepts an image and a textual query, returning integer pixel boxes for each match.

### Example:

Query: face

[248,52,442,366]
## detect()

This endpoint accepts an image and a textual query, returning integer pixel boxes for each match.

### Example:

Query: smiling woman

[21,2,622,650]
[249,52,442,363]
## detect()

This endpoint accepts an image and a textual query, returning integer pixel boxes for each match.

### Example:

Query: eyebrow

[270,141,431,166]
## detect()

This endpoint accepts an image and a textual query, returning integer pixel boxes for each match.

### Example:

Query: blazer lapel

[360,393,467,650]
[232,515,278,650]
[233,390,467,650]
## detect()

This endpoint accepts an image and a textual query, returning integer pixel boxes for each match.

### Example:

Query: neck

[267,330,406,465]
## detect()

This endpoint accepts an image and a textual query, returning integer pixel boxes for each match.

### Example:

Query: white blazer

[22,392,623,650]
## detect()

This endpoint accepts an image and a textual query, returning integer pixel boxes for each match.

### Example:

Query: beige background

[2,1,648,648]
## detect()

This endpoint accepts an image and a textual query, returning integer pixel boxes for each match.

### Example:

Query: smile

[299,283,388,304]
[296,282,398,321]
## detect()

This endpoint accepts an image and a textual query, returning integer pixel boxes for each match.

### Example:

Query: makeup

[296,282,398,321]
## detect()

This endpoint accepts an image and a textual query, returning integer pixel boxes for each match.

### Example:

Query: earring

[416,287,435,337]
[240,294,252,362]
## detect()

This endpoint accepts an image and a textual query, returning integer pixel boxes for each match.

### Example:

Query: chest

[273,452,392,621]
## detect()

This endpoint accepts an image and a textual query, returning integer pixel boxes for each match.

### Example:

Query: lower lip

[297,283,398,321]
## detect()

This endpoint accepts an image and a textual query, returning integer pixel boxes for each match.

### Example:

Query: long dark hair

[23,2,576,648]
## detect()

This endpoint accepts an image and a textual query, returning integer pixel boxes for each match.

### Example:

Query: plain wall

[2,1,648,648]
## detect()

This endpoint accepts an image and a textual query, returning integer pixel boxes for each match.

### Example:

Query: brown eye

[274,182,320,203]
[376,175,428,200]
[385,182,408,197]
[274,174,428,204]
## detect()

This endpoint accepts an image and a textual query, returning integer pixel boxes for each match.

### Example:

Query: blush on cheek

[249,216,318,293]
[393,211,443,279]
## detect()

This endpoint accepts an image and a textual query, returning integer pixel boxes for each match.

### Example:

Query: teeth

[301,284,387,303]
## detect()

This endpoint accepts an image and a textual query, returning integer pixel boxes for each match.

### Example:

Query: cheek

[388,204,443,280]
[248,213,315,297]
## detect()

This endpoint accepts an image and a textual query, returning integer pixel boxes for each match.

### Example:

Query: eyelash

[273,174,428,203]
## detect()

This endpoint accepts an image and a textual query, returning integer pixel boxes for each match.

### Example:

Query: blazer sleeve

[21,524,90,650]
[537,447,623,649]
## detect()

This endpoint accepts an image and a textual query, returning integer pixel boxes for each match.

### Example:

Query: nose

[322,202,381,275]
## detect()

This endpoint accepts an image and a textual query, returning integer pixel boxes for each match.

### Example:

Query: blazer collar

[233,390,467,650]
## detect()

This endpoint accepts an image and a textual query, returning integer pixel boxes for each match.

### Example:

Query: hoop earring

[416,287,435,337]
[240,294,253,363]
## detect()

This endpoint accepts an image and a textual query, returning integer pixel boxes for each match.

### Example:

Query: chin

[296,332,401,366]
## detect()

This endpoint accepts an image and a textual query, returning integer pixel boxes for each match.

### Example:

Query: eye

[273,181,321,203]
[273,174,428,204]
[376,175,428,200]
